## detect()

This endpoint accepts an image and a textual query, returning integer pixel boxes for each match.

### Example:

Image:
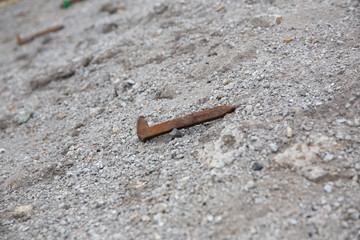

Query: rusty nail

[137,105,236,142]
[17,25,64,45]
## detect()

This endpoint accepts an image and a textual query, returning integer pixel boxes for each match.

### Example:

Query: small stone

[323,153,335,162]
[354,118,360,127]
[283,36,292,43]
[112,126,119,134]
[252,162,263,171]
[153,213,162,222]
[324,184,333,193]
[250,136,258,142]
[0,148,5,154]
[206,215,214,222]
[355,163,360,171]
[286,126,293,138]
[14,204,34,218]
[307,223,319,237]
[126,79,135,86]
[57,113,67,120]
[310,38,319,44]
[289,219,298,225]
[341,221,349,228]
[355,119,360,127]
[141,215,151,222]
[269,143,278,153]
[245,180,256,190]
[66,141,75,149]
[90,107,105,117]
[214,215,222,224]
[301,166,327,182]
[156,29,163,36]
[222,79,230,85]
[336,132,344,140]
[17,109,34,124]
[169,128,183,139]
[101,23,118,34]
[216,5,226,12]
[346,120,353,126]
[244,105,253,114]
[345,103,351,109]
[345,208,359,220]
[156,88,174,99]
[250,15,282,28]
[302,122,313,131]
[337,118,347,124]
[300,90,307,97]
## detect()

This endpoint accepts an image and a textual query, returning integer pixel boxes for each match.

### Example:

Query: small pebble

[323,153,335,162]
[250,136,258,142]
[245,180,256,190]
[112,126,119,134]
[17,109,34,124]
[300,90,307,97]
[283,36,292,43]
[153,213,162,222]
[14,204,34,217]
[216,5,226,12]
[289,219,298,225]
[345,135,352,141]
[345,208,359,220]
[346,120,353,126]
[269,143,278,153]
[214,215,222,224]
[141,215,151,222]
[324,184,333,193]
[244,105,253,114]
[302,122,313,131]
[252,162,263,171]
[169,128,183,139]
[286,126,293,138]
[354,119,359,126]
[222,79,230,85]
[126,79,135,86]
[250,14,282,28]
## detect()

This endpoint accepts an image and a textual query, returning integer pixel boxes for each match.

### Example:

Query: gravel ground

[1,0,360,239]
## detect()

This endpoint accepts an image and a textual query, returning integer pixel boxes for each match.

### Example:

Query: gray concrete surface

[0,0,360,239]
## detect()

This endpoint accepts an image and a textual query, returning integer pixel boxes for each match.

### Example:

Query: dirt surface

[1,0,360,239]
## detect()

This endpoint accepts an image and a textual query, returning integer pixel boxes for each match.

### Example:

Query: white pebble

[14,204,34,217]
[269,143,278,153]
[323,153,334,162]
[245,180,256,190]
[324,184,333,193]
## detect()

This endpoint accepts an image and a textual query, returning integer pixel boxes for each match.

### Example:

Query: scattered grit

[0,0,359,239]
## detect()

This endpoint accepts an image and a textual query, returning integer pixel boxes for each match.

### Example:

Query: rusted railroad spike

[17,25,64,45]
[137,105,236,142]
[60,0,86,8]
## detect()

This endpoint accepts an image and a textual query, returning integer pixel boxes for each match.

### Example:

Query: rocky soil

[0,0,360,239]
